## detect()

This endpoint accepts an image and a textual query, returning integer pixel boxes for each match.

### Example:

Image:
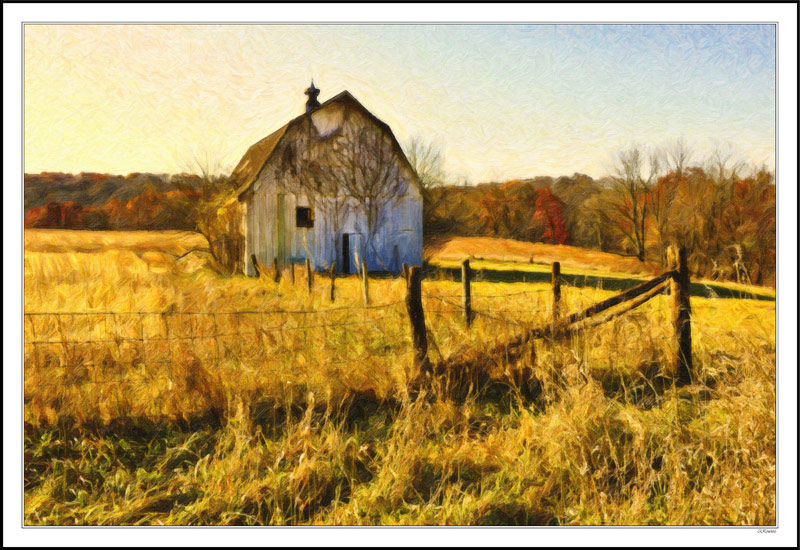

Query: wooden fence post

[402,262,409,287]
[273,258,280,283]
[668,245,693,384]
[291,262,296,285]
[405,266,429,372]
[552,261,561,322]
[462,259,472,327]
[305,258,313,292]
[250,254,261,278]
[362,261,370,305]
[329,262,336,302]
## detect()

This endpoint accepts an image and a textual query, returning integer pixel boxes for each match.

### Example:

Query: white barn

[233,84,423,277]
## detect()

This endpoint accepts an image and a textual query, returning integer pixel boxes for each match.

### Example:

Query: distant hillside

[24,172,177,211]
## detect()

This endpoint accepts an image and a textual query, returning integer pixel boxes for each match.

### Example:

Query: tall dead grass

[23,230,775,525]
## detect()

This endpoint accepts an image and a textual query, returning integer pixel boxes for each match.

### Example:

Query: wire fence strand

[25,270,680,376]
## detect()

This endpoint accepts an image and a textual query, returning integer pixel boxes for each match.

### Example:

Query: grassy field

[23,230,776,525]
[424,236,664,276]
[425,236,777,300]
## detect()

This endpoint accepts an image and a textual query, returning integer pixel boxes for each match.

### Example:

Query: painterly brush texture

[24,231,775,525]
[24,25,775,180]
[23,24,776,526]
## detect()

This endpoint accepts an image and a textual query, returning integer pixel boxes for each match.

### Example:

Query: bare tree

[283,113,410,269]
[664,136,693,178]
[407,136,444,190]
[171,154,244,275]
[406,136,448,230]
[646,138,692,265]
[709,142,746,186]
[332,126,407,268]
[701,142,746,271]
[597,146,661,262]
[279,121,352,269]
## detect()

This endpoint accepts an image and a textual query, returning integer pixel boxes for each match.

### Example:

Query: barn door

[341,233,350,274]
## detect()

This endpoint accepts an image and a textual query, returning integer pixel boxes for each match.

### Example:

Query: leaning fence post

[552,261,561,322]
[362,261,370,305]
[250,254,261,278]
[273,258,280,283]
[305,258,313,292]
[668,245,693,384]
[329,262,336,302]
[405,266,429,372]
[402,262,409,286]
[462,259,472,327]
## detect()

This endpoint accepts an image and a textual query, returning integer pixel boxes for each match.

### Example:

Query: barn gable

[237,85,423,277]
[233,90,421,202]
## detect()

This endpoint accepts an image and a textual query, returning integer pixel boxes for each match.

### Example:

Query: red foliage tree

[531,188,568,244]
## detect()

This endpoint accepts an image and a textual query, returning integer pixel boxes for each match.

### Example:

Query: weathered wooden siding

[243,171,277,277]
[243,99,423,276]
[247,191,421,274]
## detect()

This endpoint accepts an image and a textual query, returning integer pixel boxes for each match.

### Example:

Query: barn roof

[233,90,419,201]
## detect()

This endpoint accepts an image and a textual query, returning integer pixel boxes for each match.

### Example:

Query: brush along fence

[24,245,693,387]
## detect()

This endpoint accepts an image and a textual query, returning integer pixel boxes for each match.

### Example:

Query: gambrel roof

[233,90,419,201]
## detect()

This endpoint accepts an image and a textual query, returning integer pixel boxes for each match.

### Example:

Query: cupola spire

[304,80,321,113]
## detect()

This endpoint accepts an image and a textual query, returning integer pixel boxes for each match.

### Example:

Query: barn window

[296,207,314,228]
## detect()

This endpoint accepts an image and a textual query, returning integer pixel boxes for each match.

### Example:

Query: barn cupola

[304,81,321,113]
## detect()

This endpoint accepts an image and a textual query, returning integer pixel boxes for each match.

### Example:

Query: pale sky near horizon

[24,24,776,182]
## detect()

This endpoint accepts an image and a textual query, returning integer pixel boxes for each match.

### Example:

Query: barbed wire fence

[24,301,406,372]
[402,248,694,385]
[25,247,695,389]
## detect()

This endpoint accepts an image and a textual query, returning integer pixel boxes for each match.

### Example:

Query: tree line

[415,139,775,287]
[24,139,776,287]
[24,185,200,231]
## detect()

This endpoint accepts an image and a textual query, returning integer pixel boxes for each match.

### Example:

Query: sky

[24,24,776,182]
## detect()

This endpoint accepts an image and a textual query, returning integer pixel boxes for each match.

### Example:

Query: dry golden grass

[425,236,776,302]
[24,229,208,256]
[23,230,775,526]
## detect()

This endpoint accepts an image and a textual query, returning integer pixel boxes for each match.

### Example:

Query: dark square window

[296,207,314,228]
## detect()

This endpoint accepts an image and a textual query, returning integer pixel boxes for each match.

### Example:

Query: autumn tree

[530,188,567,244]
[499,181,541,241]
[578,193,615,250]
[648,172,680,266]
[552,173,600,248]
[478,186,515,236]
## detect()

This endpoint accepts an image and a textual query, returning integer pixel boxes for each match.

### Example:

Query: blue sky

[24,24,776,181]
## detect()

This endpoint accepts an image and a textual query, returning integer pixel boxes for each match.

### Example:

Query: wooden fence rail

[404,244,694,385]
